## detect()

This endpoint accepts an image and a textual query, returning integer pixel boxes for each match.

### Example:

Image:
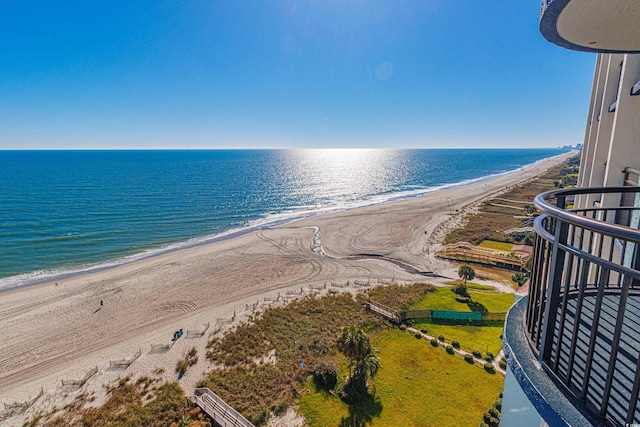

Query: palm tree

[352,353,380,385]
[458,265,475,287]
[337,325,379,392]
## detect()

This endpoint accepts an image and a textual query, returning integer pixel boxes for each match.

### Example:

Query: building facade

[501,1,640,426]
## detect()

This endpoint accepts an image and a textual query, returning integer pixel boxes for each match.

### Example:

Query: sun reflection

[283,149,407,209]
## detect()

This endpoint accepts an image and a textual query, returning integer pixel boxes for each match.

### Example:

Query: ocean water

[0,148,567,290]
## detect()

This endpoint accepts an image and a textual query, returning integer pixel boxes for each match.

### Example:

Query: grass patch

[407,286,514,314]
[299,328,504,426]
[478,240,514,251]
[412,321,504,355]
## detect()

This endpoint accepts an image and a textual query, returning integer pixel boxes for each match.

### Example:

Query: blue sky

[0,1,595,149]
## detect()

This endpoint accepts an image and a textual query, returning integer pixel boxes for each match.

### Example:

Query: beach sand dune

[0,152,572,424]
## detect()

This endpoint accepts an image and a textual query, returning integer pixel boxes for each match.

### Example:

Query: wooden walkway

[435,242,527,270]
[190,388,255,427]
[367,301,400,323]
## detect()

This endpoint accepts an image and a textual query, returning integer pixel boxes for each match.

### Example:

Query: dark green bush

[399,324,407,331]
[446,345,454,355]
[464,354,474,364]
[313,359,337,390]
[452,340,460,349]
[430,338,438,347]
[489,408,500,418]
[484,354,493,362]
[494,399,502,411]
[479,423,489,427]
[420,328,428,334]
[489,417,499,426]
[499,360,507,369]
[437,335,445,342]
[455,295,470,303]
[414,333,422,339]
[499,391,503,398]
[486,351,494,360]
[472,350,482,359]
[484,364,496,374]
[483,412,491,423]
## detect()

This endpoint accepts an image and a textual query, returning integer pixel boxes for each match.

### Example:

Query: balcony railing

[526,186,640,426]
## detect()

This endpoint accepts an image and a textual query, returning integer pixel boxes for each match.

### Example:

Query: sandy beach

[0,152,573,424]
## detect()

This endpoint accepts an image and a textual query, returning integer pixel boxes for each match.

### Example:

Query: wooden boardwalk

[190,387,255,427]
[367,301,400,323]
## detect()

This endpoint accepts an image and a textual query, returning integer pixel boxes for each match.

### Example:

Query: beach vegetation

[299,328,504,427]
[175,347,198,377]
[444,155,579,246]
[458,265,475,287]
[512,271,530,287]
[28,378,207,427]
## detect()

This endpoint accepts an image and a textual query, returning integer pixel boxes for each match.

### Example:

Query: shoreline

[0,151,571,293]
[0,151,574,425]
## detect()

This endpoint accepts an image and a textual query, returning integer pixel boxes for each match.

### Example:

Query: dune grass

[298,328,504,427]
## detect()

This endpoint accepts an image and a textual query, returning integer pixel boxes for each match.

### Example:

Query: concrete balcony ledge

[503,296,602,427]
[540,0,640,53]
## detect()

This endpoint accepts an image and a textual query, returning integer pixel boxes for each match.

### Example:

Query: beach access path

[0,152,574,425]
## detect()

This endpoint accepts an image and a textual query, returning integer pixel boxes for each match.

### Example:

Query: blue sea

[0,148,567,290]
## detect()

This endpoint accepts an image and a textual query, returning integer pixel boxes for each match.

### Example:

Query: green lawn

[408,287,515,314]
[405,286,514,356]
[412,321,505,355]
[478,240,514,251]
[298,329,504,427]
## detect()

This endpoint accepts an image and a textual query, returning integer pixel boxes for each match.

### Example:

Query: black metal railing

[526,186,640,426]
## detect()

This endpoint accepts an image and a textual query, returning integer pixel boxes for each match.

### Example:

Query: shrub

[437,335,445,342]
[483,412,491,423]
[489,408,500,418]
[484,364,496,374]
[452,284,469,297]
[499,360,507,370]
[313,360,337,390]
[494,399,502,411]
[464,354,474,364]
[446,345,454,355]
[489,417,499,426]
[414,333,422,339]
[420,328,428,334]
[472,350,482,359]
[452,340,460,349]
[399,324,407,331]
[486,351,494,360]
[455,295,470,303]
[499,391,503,398]
[484,355,493,362]
[479,423,489,427]
[430,338,439,347]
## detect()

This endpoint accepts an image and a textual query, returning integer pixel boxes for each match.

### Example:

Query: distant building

[501,2,640,426]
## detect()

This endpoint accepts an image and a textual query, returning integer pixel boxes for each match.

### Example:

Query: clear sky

[0,1,596,149]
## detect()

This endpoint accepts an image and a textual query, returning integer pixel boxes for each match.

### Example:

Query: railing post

[538,195,568,365]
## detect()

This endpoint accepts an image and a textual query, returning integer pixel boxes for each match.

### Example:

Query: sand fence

[216,311,236,327]
[2,387,43,415]
[186,322,210,338]
[108,349,142,369]
[61,366,98,389]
